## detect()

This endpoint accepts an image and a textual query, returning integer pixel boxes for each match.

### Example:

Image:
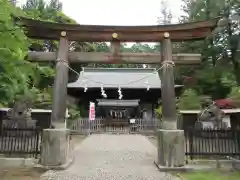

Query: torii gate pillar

[156,32,185,168]
[40,31,71,168]
[160,32,177,130]
[51,31,69,129]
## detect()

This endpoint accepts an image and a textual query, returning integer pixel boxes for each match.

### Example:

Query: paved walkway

[41,134,180,180]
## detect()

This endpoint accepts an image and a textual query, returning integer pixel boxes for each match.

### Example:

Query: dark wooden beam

[27,52,201,65]
[25,28,213,42]
[16,16,220,42]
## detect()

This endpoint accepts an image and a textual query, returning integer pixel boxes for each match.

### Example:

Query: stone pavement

[41,134,180,180]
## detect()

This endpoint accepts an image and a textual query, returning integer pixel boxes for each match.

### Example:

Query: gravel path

[41,134,180,180]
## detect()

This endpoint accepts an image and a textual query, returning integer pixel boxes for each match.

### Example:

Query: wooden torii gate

[15,16,220,167]
[15,17,220,129]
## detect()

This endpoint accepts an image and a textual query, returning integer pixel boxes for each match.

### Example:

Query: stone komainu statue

[195,100,228,129]
[7,98,32,121]
[2,96,37,131]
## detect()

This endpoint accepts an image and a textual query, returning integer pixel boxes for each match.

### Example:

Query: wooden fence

[0,127,42,158]
[185,128,240,160]
[69,118,161,134]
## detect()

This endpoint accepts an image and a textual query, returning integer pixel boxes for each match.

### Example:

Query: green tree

[0,0,53,107]
[178,89,202,110]
[176,0,240,99]
[0,0,29,106]
[228,86,240,107]
[23,0,77,52]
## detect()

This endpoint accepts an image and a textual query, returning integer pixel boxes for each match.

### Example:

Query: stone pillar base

[157,129,185,167]
[161,120,177,130]
[40,129,71,168]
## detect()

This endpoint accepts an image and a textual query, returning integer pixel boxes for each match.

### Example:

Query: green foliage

[155,106,162,119]
[28,87,52,108]
[68,104,80,120]
[178,89,202,110]
[0,0,31,105]
[18,0,76,108]
[174,0,240,101]
[228,86,240,99]
[180,171,240,180]
[0,0,72,108]
[23,0,76,52]
[228,86,240,107]
[194,67,232,99]
[67,104,81,127]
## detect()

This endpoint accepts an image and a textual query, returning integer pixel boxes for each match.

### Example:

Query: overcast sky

[18,0,184,25]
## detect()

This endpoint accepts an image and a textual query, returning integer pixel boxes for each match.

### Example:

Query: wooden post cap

[61,31,67,37]
[163,32,170,38]
[112,33,118,39]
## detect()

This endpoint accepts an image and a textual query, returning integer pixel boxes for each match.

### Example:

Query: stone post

[40,129,71,168]
[40,31,71,168]
[156,32,185,168]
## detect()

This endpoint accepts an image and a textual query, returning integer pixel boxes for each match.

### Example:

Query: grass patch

[179,171,240,180]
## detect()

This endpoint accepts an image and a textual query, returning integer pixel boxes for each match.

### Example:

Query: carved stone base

[40,129,71,167]
[2,119,37,128]
[2,120,37,136]
[157,129,185,167]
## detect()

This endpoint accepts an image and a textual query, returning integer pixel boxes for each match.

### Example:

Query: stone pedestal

[2,119,37,128]
[40,129,71,168]
[2,119,37,136]
[157,129,185,167]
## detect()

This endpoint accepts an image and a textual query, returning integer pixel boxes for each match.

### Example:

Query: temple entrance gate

[16,16,220,168]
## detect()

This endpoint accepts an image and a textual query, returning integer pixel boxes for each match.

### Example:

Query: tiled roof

[68,68,182,89]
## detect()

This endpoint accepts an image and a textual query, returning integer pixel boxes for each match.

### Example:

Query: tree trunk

[232,56,240,85]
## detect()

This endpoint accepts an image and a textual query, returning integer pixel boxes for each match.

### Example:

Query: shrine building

[67,67,183,125]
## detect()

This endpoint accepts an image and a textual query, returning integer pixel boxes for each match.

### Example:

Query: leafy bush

[177,89,201,110]
[67,104,81,127]
[228,86,240,99]
[228,86,240,107]
[155,106,162,119]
